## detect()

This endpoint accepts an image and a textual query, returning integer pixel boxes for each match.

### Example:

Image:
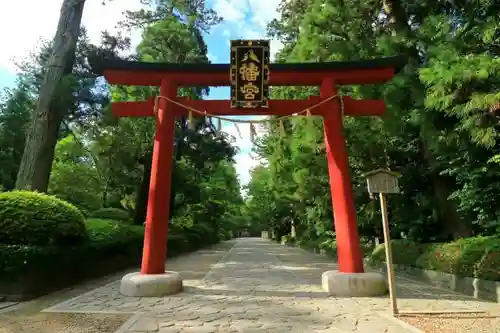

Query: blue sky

[0,0,282,187]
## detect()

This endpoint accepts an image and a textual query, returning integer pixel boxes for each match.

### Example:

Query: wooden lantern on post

[363,168,401,316]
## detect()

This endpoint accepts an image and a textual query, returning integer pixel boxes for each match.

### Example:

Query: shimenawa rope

[152,94,345,139]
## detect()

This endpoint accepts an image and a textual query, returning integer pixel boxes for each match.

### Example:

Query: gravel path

[400,312,500,333]
[0,313,129,333]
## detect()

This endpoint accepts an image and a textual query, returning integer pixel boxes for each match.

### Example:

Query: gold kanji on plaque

[230,40,270,108]
[239,62,260,81]
[240,83,260,99]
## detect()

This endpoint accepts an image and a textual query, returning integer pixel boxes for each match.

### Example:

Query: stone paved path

[41,238,500,333]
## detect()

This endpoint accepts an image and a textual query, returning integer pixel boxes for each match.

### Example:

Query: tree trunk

[15,0,86,192]
[134,152,152,225]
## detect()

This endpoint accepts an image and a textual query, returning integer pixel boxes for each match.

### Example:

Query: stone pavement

[42,238,500,333]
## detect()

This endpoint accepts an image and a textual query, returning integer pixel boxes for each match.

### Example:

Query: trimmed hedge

[0,219,144,297]
[0,191,87,246]
[0,217,222,300]
[367,236,500,281]
[0,190,228,301]
[90,208,132,224]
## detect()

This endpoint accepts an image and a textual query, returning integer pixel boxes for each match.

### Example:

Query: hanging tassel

[306,109,312,117]
[279,119,285,135]
[234,123,243,139]
[154,96,159,115]
[217,118,222,134]
[250,122,257,143]
[188,110,195,130]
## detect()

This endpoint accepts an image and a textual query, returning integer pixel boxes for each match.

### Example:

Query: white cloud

[83,0,145,49]
[212,0,283,60]
[213,0,247,23]
[0,0,145,74]
[0,1,59,72]
[248,0,281,29]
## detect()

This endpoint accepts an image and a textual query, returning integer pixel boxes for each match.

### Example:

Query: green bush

[416,236,500,279]
[0,219,189,280]
[367,236,500,281]
[0,219,144,281]
[90,208,132,223]
[368,239,432,267]
[0,190,87,246]
[474,243,500,281]
[318,238,337,256]
[296,238,320,250]
[0,213,222,300]
[167,234,191,257]
[281,235,296,246]
[85,219,143,244]
[218,229,234,241]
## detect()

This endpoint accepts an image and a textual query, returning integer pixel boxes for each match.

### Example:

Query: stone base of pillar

[120,271,183,297]
[321,271,388,297]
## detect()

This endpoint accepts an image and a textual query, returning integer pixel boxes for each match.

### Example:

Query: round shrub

[0,190,88,246]
[90,208,132,223]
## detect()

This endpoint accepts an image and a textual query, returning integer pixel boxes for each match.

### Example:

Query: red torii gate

[90,54,405,294]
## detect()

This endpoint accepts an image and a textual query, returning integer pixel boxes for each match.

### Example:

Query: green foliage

[0,217,145,296]
[0,216,218,297]
[90,208,132,224]
[474,243,500,281]
[281,234,296,246]
[84,219,143,244]
[247,0,500,257]
[416,237,499,278]
[0,82,33,191]
[317,238,337,257]
[0,191,87,246]
[368,237,500,281]
[49,136,104,214]
[369,240,433,267]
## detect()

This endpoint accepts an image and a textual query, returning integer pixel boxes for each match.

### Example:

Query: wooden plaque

[230,40,270,108]
[364,169,401,194]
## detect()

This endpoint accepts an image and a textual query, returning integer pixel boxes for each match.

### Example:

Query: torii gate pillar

[120,80,184,297]
[321,78,364,273]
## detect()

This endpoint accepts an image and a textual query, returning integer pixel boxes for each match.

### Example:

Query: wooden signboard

[230,40,270,108]
[364,169,400,194]
[363,168,401,316]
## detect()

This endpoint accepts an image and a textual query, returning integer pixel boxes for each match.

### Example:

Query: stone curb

[367,261,500,303]
[377,312,425,333]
